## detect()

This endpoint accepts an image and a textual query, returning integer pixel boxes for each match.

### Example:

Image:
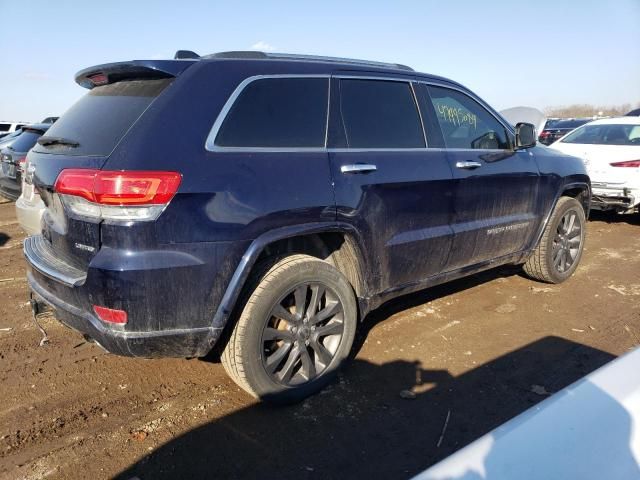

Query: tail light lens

[17,157,26,173]
[93,305,128,324]
[610,160,640,168]
[54,169,181,221]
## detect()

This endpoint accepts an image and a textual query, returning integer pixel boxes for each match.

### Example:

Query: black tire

[221,254,357,403]
[524,196,586,283]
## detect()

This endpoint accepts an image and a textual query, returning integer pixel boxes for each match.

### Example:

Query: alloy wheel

[261,283,344,387]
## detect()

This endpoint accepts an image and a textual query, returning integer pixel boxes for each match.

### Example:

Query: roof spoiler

[75,59,196,89]
[174,50,200,59]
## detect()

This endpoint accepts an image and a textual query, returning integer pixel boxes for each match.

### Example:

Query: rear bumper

[0,180,19,201]
[23,235,246,358]
[15,195,44,236]
[28,270,221,357]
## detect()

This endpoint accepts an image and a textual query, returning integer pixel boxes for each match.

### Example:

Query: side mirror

[515,122,537,149]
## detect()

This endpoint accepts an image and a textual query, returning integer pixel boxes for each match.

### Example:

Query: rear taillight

[610,160,640,168]
[93,305,128,324]
[54,169,181,221]
[17,157,26,173]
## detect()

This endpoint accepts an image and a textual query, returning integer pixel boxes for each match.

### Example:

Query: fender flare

[529,180,591,253]
[205,222,368,344]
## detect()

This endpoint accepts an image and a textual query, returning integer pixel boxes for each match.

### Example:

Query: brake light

[55,169,181,205]
[54,169,181,221]
[610,160,640,168]
[87,73,108,86]
[93,305,128,324]
[17,157,26,173]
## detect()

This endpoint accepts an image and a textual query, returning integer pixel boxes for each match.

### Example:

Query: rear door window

[339,79,425,148]
[0,124,10,132]
[32,78,172,156]
[215,77,329,148]
[428,86,510,150]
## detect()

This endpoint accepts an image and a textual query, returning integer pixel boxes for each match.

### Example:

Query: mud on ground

[0,199,639,479]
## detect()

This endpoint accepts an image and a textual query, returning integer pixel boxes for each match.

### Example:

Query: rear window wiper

[37,136,80,148]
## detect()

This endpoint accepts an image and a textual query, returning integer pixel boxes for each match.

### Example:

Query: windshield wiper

[37,136,80,148]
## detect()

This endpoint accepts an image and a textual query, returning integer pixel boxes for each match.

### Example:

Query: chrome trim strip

[327,148,429,153]
[205,74,331,153]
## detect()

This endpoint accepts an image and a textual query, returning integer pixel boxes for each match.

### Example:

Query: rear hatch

[28,60,192,271]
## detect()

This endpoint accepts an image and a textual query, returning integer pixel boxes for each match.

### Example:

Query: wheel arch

[208,222,371,339]
[528,180,591,254]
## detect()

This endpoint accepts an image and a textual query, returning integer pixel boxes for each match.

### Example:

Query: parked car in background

[0,124,50,201]
[549,117,640,214]
[16,157,48,235]
[0,129,23,148]
[25,51,589,402]
[539,118,592,145]
[41,116,59,124]
[0,121,28,139]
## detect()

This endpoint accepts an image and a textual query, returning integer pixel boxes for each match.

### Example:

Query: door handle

[340,164,377,174]
[455,161,482,169]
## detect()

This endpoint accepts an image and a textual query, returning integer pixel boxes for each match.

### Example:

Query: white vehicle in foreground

[415,347,640,480]
[549,117,640,214]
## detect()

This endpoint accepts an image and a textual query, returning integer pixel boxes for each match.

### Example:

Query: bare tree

[544,102,640,118]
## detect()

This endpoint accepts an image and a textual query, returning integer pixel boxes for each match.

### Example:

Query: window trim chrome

[205,73,516,153]
[205,74,331,153]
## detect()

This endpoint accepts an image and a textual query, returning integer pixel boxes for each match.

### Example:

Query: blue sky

[2,0,639,121]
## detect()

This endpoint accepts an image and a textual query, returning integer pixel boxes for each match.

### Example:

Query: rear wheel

[524,196,586,283]
[221,254,357,403]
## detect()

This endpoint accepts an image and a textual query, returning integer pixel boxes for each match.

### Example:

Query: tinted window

[0,124,10,132]
[339,79,425,148]
[215,77,328,148]
[33,79,172,156]
[428,86,510,149]
[8,130,43,152]
[561,124,640,145]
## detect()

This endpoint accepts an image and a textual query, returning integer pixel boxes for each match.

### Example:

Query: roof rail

[203,51,413,71]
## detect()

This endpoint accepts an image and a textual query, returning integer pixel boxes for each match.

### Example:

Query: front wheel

[523,196,586,283]
[221,254,357,403]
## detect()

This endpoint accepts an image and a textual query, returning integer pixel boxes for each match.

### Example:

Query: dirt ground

[0,198,639,480]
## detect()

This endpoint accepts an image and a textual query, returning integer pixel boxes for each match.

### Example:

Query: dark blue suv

[25,51,590,401]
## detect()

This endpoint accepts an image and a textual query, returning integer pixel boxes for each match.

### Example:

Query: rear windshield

[561,124,640,145]
[7,130,43,152]
[32,79,172,156]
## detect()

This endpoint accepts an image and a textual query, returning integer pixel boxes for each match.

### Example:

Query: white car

[415,347,640,480]
[0,121,28,139]
[549,117,640,214]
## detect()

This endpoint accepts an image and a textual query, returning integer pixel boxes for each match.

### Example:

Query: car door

[422,84,541,270]
[328,75,454,294]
